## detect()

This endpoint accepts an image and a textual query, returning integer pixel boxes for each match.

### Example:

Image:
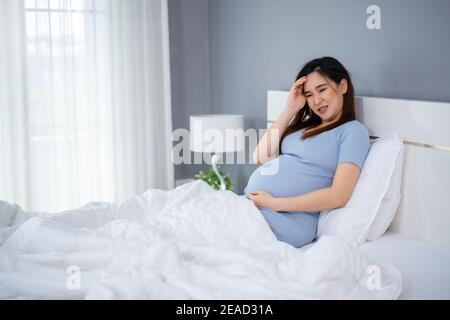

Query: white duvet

[0,180,401,300]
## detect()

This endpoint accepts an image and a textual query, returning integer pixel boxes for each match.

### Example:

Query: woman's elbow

[253,151,277,165]
[253,150,266,165]
[334,194,350,209]
[252,152,260,165]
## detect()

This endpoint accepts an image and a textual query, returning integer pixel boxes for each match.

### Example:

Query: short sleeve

[337,122,370,170]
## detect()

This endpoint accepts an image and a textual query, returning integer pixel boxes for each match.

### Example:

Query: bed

[0,181,404,300]
[0,94,448,300]
[268,91,450,300]
[358,231,450,299]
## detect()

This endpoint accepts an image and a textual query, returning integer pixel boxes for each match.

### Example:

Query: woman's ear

[339,79,348,94]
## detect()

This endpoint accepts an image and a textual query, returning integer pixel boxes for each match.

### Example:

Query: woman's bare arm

[270,163,362,212]
[252,109,295,164]
[253,76,308,164]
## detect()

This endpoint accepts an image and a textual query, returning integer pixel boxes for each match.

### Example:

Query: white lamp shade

[190,115,245,153]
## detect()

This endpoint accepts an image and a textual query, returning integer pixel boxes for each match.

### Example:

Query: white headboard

[267,90,450,249]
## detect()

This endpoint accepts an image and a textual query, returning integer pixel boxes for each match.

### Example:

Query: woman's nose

[313,95,322,106]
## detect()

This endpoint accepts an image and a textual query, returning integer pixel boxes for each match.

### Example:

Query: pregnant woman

[245,56,370,248]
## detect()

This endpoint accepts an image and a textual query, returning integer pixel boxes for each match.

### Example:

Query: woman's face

[302,71,348,125]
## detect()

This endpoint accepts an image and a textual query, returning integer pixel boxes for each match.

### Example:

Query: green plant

[195,168,234,191]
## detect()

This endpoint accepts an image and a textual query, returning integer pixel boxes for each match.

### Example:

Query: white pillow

[366,136,404,240]
[317,132,403,246]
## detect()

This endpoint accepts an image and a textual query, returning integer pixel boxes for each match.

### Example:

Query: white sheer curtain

[0,0,174,212]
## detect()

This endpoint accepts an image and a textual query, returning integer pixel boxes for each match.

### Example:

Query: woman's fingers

[292,76,307,94]
[250,190,266,196]
[290,77,304,89]
[296,78,307,89]
[295,76,307,85]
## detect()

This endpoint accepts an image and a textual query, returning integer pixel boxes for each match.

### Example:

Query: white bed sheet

[357,231,450,300]
[0,181,402,300]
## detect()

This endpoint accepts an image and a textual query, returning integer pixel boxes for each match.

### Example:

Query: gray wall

[169,0,450,194]
[168,0,211,180]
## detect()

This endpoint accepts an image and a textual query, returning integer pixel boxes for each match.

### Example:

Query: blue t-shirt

[244,120,370,200]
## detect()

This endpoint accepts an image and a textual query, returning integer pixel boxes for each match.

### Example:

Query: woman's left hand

[247,190,279,211]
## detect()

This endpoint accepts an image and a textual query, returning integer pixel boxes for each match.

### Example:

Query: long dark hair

[278,57,356,152]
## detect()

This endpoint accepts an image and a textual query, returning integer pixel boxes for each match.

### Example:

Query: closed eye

[305,88,327,98]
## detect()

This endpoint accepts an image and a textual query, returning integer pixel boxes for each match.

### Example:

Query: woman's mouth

[318,106,328,114]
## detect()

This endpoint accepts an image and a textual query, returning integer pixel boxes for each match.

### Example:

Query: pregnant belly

[244,155,332,198]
